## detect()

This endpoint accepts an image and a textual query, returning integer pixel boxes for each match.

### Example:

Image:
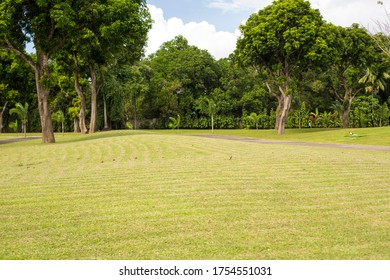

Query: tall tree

[236,0,325,134]
[0,0,79,143]
[69,0,151,133]
[327,24,379,128]
[148,36,220,125]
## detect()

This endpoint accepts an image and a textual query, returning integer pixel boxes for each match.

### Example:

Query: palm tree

[248,112,261,130]
[10,102,28,138]
[196,97,217,134]
[309,108,321,127]
[359,68,389,95]
[319,111,333,128]
[359,67,390,126]
[52,110,65,136]
[168,115,181,130]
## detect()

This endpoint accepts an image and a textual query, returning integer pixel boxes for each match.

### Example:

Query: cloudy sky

[145,0,388,59]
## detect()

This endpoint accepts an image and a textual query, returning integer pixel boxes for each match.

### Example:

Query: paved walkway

[193,134,390,152]
[0,137,41,145]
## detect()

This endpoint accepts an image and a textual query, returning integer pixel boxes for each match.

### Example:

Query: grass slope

[158,127,390,146]
[0,129,389,259]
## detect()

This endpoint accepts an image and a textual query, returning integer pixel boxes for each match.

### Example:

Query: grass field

[0,128,389,259]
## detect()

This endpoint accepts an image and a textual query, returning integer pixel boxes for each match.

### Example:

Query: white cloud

[207,0,388,28]
[310,0,387,28]
[146,4,239,59]
[207,0,266,12]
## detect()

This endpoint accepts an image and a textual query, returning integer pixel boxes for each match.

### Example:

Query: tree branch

[1,101,8,116]
[1,38,37,72]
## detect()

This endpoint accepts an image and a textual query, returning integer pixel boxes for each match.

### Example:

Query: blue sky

[146,0,252,32]
[145,0,388,59]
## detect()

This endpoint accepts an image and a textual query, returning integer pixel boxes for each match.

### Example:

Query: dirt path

[193,134,390,152]
[0,137,41,145]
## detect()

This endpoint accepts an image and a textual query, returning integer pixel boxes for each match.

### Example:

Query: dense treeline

[0,0,152,142]
[1,0,390,140]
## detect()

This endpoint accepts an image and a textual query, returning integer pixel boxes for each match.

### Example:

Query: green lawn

[0,129,389,259]
[158,127,390,146]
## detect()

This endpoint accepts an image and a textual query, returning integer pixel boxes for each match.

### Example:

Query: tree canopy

[236,0,327,134]
[1,1,389,136]
[0,0,151,142]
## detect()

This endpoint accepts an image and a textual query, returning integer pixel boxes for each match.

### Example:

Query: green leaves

[9,101,28,137]
[196,97,217,117]
[50,2,76,30]
[9,102,28,122]
[168,115,181,130]
[237,0,324,68]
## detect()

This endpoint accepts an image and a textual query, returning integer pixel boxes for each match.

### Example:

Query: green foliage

[196,97,217,133]
[148,36,221,121]
[244,112,262,129]
[168,115,181,130]
[350,95,389,128]
[10,102,28,138]
[8,119,18,134]
[125,122,132,130]
[52,110,65,135]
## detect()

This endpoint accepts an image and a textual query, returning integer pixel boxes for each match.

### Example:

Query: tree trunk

[0,101,8,133]
[265,82,284,132]
[23,118,27,138]
[74,72,88,134]
[103,94,109,130]
[1,42,55,142]
[89,64,97,134]
[275,95,283,131]
[35,52,55,143]
[211,114,214,134]
[133,93,137,130]
[342,96,353,129]
[278,94,292,135]
[73,118,79,133]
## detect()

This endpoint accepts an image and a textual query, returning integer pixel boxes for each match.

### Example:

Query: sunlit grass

[158,127,390,146]
[0,129,389,259]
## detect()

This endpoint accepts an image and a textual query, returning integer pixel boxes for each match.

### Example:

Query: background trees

[0,0,79,142]
[0,0,151,141]
[1,1,389,136]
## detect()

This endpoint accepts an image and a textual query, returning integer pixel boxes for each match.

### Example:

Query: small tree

[10,102,28,138]
[196,97,217,134]
[309,108,321,128]
[9,119,18,135]
[169,115,181,130]
[359,67,390,126]
[52,110,65,136]
[247,112,261,130]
